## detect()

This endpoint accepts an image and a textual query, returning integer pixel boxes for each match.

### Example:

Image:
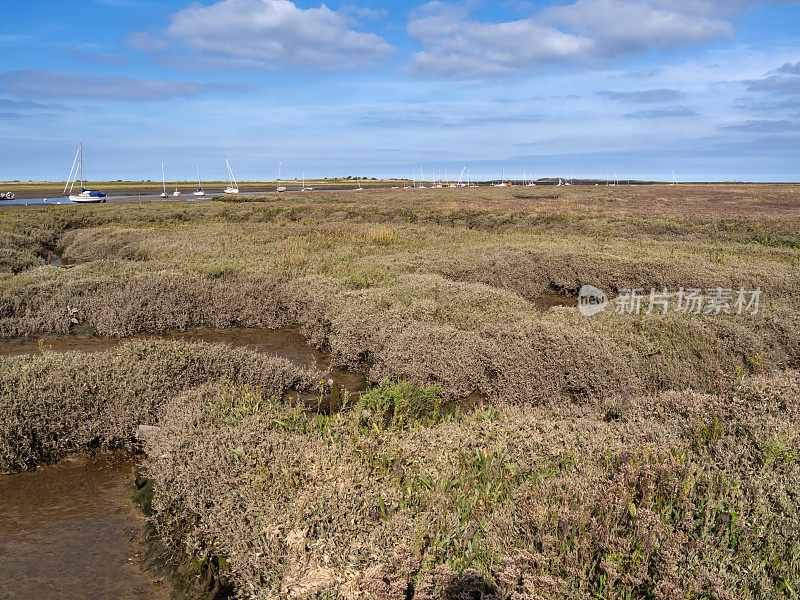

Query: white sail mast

[64,144,80,195]
[78,143,84,190]
[226,157,238,188]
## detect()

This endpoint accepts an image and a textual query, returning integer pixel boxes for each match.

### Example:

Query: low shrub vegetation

[0,340,322,471]
[144,371,800,599]
[1,185,799,597]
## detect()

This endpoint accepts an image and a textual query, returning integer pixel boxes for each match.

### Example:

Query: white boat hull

[70,195,106,203]
[224,187,240,194]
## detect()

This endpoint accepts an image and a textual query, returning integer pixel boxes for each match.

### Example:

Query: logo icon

[579,285,609,316]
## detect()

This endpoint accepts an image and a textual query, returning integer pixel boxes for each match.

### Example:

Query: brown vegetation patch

[143,371,800,599]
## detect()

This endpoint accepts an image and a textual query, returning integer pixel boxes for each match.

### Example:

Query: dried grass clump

[0,225,55,273]
[145,370,800,599]
[0,339,322,471]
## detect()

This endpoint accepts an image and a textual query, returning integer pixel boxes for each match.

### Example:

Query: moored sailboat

[224,157,240,194]
[193,166,205,196]
[65,143,107,203]
[161,162,168,198]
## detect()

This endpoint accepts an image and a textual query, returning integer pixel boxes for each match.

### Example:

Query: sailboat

[355,171,363,191]
[64,143,107,203]
[160,162,168,198]
[224,157,240,194]
[492,168,507,187]
[193,166,205,196]
[276,161,286,192]
[301,172,313,191]
[173,186,181,197]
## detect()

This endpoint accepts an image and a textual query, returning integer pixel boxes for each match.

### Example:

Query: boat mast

[226,157,238,189]
[197,166,203,191]
[162,162,166,195]
[79,143,84,190]
[65,144,80,195]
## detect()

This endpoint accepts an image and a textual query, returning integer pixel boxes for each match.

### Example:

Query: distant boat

[64,143,106,203]
[301,173,313,191]
[193,166,205,196]
[224,156,240,194]
[492,168,508,187]
[355,171,363,191]
[161,162,168,197]
[173,187,181,197]
[0,192,14,200]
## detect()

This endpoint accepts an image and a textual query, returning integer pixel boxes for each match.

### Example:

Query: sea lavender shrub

[0,340,322,471]
[1,186,799,596]
[145,371,799,599]
[0,187,798,406]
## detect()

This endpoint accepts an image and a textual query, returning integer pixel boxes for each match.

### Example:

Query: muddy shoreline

[0,453,171,600]
[0,326,366,392]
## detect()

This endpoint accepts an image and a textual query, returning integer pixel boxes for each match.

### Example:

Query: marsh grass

[0,340,323,471]
[143,370,800,599]
[2,186,800,597]
[1,188,797,404]
[355,379,443,428]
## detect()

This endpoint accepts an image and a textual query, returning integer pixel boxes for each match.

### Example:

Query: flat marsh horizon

[1,183,798,599]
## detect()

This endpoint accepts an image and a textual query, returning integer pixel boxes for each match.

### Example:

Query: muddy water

[0,326,364,391]
[0,454,170,600]
[0,328,366,599]
[528,292,578,311]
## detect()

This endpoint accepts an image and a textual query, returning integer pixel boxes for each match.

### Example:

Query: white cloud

[543,0,732,54]
[0,70,214,100]
[647,0,798,17]
[407,0,790,78]
[599,89,686,103]
[125,31,167,52]
[142,0,393,70]
[407,2,591,77]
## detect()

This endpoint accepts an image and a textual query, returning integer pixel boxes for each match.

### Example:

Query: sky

[1,0,799,182]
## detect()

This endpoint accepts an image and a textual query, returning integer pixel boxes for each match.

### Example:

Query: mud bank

[0,326,364,391]
[0,453,169,600]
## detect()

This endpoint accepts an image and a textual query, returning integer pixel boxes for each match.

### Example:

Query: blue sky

[1,0,799,182]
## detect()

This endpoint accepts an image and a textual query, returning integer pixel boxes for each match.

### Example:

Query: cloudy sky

[1,0,799,181]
